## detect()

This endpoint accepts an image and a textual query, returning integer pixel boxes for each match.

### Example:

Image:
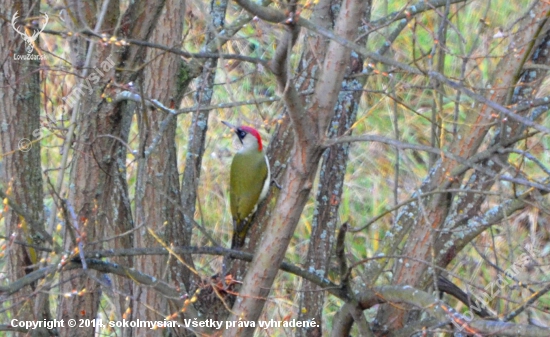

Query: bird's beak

[222,121,237,133]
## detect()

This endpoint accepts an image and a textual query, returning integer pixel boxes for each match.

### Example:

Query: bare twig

[429,71,550,134]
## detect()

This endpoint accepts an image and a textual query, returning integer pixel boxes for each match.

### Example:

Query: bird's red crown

[240,126,263,151]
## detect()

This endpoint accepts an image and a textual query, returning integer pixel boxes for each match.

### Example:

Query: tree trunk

[133,0,188,336]
[58,1,165,336]
[0,2,49,336]
[296,1,369,336]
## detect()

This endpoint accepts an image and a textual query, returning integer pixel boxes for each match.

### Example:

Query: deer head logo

[11,11,49,54]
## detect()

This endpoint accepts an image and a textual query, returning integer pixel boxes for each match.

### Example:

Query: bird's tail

[231,220,253,250]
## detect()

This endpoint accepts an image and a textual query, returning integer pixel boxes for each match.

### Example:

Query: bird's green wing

[229,151,268,224]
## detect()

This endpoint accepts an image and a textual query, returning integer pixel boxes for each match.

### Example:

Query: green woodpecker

[223,121,270,249]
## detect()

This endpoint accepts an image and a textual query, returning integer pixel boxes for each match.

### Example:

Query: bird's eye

[238,131,246,138]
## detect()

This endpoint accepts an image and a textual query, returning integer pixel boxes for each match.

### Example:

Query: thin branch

[234,0,422,74]
[503,282,550,322]
[0,189,53,244]
[429,71,550,134]
[512,95,550,113]
[74,259,184,300]
[498,148,550,176]
[351,285,550,337]
[41,28,270,66]
[0,246,346,301]
[0,265,57,297]
[324,134,441,153]
[85,246,346,297]
[369,0,468,32]
[351,188,500,232]
[450,179,549,254]
[325,133,550,193]
[113,90,279,115]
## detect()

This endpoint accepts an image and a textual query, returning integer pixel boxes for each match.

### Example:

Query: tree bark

[0,2,49,336]
[58,1,165,336]
[133,0,188,336]
[296,1,369,336]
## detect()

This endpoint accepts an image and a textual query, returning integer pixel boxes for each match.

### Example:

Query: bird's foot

[271,179,282,189]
